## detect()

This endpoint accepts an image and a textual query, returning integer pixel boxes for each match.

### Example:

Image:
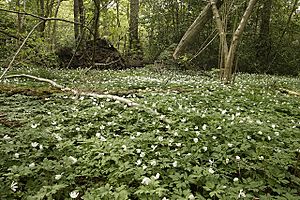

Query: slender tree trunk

[51,0,61,49]
[173,0,223,59]
[78,0,85,42]
[256,0,272,70]
[93,0,101,40]
[39,0,46,35]
[223,0,257,82]
[74,0,79,42]
[129,0,141,53]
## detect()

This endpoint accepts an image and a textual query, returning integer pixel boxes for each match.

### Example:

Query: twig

[4,74,171,123]
[0,21,43,80]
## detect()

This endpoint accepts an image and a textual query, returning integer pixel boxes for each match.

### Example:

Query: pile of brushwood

[56,38,126,69]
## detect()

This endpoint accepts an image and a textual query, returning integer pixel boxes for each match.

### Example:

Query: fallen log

[4,74,171,123]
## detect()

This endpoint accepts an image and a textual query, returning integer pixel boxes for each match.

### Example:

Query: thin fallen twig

[5,74,171,123]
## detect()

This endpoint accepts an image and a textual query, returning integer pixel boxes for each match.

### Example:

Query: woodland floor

[0,66,300,199]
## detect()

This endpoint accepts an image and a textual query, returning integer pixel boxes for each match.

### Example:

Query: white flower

[142,165,147,170]
[225,158,230,164]
[172,161,178,167]
[3,135,11,140]
[150,160,157,166]
[267,136,271,141]
[136,149,141,153]
[154,173,160,180]
[11,181,18,192]
[31,124,38,128]
[39,144,43,150]
[233,177,239,182]
[53,133,62,141]
[96,132,101,138]
[162,197,169,200]
[212,136,217,140]
[247,135,251,140]
[100,136,107,142]
[258,131,263,135]
[151,145,157,151]
[14,153,20,158]
[55,174,62,180]
[69,190,79,198]
[271,124,276,129]
[208,168,215,174]
[193,138,199,143]
[209,159,214,165]
[203,146,208,152]
[122,145,127,151]
[275,132,280,136]
[228,143,233,148]
[100,125,105,130]
[176,143,181,147]
[140,152,146,158]
[136,159,142,165]
[259,156,264,160]
[75,127,80,131]
[158,136,164,142]
[31,142,39,148]
[69,156,77,164]
[236,156,241,161]
[188,194,195,200]
[136,132,142,136]
[29,163,35,168]
[141,177,151,185]
[202,124,207,130]
[238,189,246,198]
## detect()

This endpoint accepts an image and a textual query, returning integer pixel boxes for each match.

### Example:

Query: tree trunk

[129,0,141,52]
[223,0,257,83]
[93,0,100,40]
[51,0,61,49]
[38,0,46,35]
[73,0,79,42]
[78,0,85,41]
[256,0,272,69]
[173,0,223,59]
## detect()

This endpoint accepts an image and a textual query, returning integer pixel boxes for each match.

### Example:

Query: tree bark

[256,0,272,68]
[38,0,46,35]
[173,1,223,59]
[93,0,101,40]
[129,0,141,52]
[223,0,257,82]
[74,0,80,41]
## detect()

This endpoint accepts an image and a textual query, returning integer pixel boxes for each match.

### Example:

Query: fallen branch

[279,88,300,96]
[4,74,171,123]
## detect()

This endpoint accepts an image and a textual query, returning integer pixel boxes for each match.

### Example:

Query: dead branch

[4,74,171,123]
[0,21,43,80]
[0,8,94,36]
[279,88,300,96]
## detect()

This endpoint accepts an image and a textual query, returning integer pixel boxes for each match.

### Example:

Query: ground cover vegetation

[1,0,300,199]
[1,67,300,199]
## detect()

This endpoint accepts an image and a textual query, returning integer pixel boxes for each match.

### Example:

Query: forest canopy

[0,0,299,76]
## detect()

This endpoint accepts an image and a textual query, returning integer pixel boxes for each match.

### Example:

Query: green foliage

[1,67,300,199]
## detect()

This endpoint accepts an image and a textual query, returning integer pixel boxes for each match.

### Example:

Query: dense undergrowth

[0,67,300,199]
